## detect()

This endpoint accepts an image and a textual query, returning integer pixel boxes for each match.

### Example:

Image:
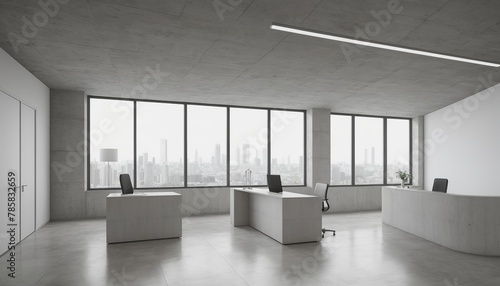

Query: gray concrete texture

[1,0,500,117]
[50,89,86,220]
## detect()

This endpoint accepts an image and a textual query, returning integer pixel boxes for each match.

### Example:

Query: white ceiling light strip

[270,23,500,68]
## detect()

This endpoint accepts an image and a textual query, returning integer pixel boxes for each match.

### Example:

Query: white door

[0,90,21,255]
[21,104,36,241]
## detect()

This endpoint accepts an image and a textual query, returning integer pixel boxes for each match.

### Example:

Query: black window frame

[330,112,412,187]
[87,95,307,190]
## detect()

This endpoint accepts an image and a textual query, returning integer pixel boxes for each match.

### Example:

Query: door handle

[13,185,28,191]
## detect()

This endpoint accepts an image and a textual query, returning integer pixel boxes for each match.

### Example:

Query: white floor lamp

[100,148,118,187]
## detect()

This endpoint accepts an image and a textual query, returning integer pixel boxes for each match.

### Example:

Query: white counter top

[107,192,181,198]
[233,187,316,198]
[385,186,500,198]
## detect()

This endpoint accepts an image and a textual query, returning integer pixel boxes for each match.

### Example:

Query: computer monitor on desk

[267,175,283,193]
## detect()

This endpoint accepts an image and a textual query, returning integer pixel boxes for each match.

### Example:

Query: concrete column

[306,109,331,188]
[412,116,424,187]
[50,90,86,220]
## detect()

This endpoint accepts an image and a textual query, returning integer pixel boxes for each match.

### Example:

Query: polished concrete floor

[1,211,499,286]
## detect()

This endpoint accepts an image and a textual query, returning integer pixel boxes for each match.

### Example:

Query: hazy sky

[90,98,134,162]
[90,99,305,165]
[137,102,184,163]
[331,115,410,166]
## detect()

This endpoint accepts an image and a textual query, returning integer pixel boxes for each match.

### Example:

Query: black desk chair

[119,174,134,194]
[313,183,336,237]
[432,178,448,193]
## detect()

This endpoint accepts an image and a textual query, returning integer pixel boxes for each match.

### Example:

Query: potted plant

[396,170,412,188]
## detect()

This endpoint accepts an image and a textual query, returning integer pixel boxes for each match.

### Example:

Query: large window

[136,102,184,188]
[88,97,306,189]
[89,98,134,188]
[330,115,351,185]
[270,110,305,185]
[187,105,227,186]
[387,119,411,184]
[230,108,268,186]
[355,117,383,184]
[330,113,411,186]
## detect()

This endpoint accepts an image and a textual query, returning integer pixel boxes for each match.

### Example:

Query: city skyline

[90,139,304,188]
[331,145,410,185]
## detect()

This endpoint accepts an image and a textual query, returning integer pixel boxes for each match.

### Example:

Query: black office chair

[119,174,134,194]
[432,178,448,193]
[313,183,336,237]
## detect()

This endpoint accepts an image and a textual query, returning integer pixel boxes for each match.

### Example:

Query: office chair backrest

[313,183,330,212]
[267,174,283,193]
[119,174,134,194]
[432,178,448,193]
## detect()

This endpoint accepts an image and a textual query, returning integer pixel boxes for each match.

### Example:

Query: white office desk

[230,188,322,244]
[106,192,182,243]
[382,186,500,256]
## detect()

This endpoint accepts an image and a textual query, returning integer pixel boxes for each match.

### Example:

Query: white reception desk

[106,192,182,243]
[382,186,500,256]
[230,188,322,244]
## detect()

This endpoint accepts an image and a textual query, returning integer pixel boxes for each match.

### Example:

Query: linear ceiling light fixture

[270,23,500,68]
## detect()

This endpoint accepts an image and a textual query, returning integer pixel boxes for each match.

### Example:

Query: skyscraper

[160,165,169,185]
[143,152,149,185]
[160,139,168,165]
[215,144,221,167]
[262,148,267,167]
[237,147,241,166]
[242,143,250,164]
[371,147,375,165]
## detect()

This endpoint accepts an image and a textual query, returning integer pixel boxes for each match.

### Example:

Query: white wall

[424,82,500,196]
[0,48,50,229]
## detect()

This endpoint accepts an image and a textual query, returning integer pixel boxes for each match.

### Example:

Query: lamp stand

[107,161,111,187]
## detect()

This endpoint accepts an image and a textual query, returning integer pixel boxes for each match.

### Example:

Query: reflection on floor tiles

[0,212,499,285]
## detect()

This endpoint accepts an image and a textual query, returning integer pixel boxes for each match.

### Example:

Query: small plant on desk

[396,170,412,188]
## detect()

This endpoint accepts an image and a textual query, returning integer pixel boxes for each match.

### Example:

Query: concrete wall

[412,116,424,188]
[50,90,86,220]
[424,82,500,196]
[306,109,330,188]
[0,48,50,229]
[50,97,383,219]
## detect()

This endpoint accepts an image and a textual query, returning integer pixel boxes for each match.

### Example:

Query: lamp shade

[100,148,118,162]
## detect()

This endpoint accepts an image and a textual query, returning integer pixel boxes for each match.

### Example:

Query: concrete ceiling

[1,0,499,117]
